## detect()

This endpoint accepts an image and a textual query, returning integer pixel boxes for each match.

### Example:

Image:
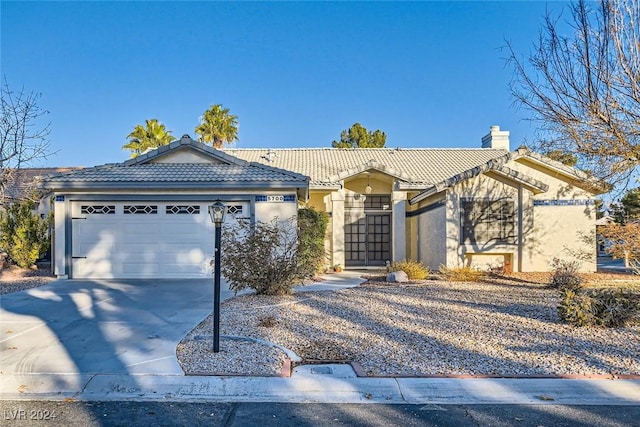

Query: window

[461,199,515,245]
[364,195,391,210]
[166,205,200,214]
[226,205,243,216]
[124,205,158,214]
[81,205,115,214]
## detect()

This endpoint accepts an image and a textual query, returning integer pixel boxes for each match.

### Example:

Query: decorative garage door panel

[71,202,248,279]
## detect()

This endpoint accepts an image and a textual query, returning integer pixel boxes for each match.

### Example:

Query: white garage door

[70,201,248,279]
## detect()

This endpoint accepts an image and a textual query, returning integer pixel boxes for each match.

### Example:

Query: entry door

[344,212,391,266]
[366,214,391,265]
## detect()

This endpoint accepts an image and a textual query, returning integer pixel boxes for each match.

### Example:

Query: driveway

[1,279,220,382]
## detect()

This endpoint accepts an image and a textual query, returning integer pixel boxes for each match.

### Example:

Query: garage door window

[124,205,158,214]
[81,205,115,214]
[166,205,200,214]
[227,205,243,215]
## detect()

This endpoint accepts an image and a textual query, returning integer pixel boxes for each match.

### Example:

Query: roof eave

[44,180,308,191]
[513,151,610,194]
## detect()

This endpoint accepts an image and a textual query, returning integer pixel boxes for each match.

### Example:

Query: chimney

[481,125,510,150]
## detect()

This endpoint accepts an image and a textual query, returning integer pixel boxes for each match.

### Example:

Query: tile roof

[1,167,82,201]
[41,137,309,190]
[42,163,308,189]
[224,147,511,187]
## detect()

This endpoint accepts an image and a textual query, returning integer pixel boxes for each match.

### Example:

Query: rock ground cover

[2,267,638,378]
[178,273,640,377]
[0,265,55,295]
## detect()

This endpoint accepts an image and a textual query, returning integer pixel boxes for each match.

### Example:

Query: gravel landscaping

[2,267,638,378]
[178,276,640,378]
[0,266,55,295]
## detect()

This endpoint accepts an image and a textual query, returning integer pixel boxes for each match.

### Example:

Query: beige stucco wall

[254,195,299,225]
[438,158,597,273]
[416,194,447,270]
[406,211,418,261]
[150,149,225,164]
[445,174,521,271]
[509,158,597,272]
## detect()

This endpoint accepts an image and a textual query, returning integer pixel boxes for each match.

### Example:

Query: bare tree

[0,78,52,204]
[506,0,640,187]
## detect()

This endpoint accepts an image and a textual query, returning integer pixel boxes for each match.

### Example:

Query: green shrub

[558,288,640,327]
[220,217,299,295]
[438,265,486,282]
[391,259,429,280]
[548,258,583,290]
[0,200,50,268]
[297,207,329,278]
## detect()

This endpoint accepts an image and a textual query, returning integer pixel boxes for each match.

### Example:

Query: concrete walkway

[1,271,639,404]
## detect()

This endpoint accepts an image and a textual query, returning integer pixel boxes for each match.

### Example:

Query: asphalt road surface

[1,401,639,426]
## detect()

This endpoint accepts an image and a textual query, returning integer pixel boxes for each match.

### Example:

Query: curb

[323,361,640,380]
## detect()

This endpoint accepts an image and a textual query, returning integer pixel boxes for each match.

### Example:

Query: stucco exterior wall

[406,213,418,261]
[416,195,447,270]
[253,195,299,224]
[437,158,597,273]
[445,174,520,271]
[509,158,597,272]
[150,149,225,164]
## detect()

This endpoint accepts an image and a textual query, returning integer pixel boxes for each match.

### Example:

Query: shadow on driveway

[1,279,213,394]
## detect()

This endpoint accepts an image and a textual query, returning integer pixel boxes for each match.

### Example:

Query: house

[41,136,309,279]
[0,168,82,265]
[596,214,615,257]
[41,126,606,279]
[227,126,607,273]
[1,167,81,211]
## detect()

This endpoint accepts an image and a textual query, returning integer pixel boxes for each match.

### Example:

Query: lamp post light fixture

[208,200,226,353]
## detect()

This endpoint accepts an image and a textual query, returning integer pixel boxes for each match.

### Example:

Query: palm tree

[194,104,239,149]
[122,119,174,158]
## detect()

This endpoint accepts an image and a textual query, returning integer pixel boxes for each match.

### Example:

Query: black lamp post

[208,200,226,353]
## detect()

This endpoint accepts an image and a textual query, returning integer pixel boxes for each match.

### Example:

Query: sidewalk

[2,364,640,404]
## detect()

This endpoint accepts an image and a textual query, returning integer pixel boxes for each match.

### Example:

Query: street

[1,401,639,427]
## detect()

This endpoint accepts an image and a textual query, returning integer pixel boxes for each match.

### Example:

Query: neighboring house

[41,127,606,279]
[0,168,81,264]
[41,136,309,279]
[596,214,615,257]
[227,126,607,273]
[1,167,81,213]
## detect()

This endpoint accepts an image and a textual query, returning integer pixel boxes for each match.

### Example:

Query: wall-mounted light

[365,172,372,194]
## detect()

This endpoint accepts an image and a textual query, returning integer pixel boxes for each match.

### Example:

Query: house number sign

[267,195,285,203]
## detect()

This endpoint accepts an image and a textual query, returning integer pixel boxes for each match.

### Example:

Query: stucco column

[331,190,345,268]
[53,196,68,279]
[392,191,407,261]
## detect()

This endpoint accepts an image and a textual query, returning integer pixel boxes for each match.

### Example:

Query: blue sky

[2,1,568,167]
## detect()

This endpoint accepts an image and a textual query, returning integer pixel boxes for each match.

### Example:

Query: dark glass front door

[345,212,391,266]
